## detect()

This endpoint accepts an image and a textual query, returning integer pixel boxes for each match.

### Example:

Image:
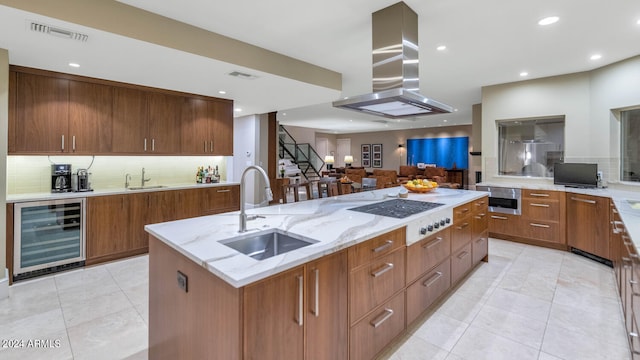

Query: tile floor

[0,238,630,360]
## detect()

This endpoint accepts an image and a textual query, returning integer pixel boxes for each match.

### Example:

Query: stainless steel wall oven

[14,198,86,281]
[476,185,521,215]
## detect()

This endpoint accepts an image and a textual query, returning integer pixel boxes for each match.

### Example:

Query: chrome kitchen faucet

[239,165,273,233]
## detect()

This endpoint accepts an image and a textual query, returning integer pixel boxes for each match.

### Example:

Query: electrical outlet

[177,271,188,293]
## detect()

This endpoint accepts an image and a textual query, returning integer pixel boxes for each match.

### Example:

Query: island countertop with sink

[145,187,486,288]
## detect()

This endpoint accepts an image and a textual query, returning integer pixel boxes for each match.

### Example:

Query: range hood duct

[333,2,452,118]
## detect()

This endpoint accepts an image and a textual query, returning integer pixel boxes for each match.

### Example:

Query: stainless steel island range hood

[333,2,452,118]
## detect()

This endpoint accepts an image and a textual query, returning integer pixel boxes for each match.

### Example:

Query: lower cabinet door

[451,243,473,285]
[350,292,406,360]
[472,231,489,265]
[406,258,451,324]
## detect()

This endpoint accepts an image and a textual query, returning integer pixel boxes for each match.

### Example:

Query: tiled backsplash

[7,156,228,195]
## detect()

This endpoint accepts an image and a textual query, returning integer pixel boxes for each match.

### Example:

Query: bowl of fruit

[403,179,438,193]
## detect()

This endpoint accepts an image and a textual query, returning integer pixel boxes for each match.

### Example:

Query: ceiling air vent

[29,21,89,42]
[228,71,259,80]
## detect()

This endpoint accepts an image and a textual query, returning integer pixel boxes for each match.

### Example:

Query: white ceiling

[1,1,639,134]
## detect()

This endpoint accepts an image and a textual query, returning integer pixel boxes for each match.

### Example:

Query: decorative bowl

[403,184,438,193]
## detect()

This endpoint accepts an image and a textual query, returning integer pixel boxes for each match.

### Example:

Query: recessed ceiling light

[436,45,446,51]
[68,62,80,68]
[282,113,287,116]
[590,54,602,60]
[218,90,226,95]
[520,71,529,77]
[234,108,242,112]
[443,119,448,122]
[538,16,559,26]
[637,19,640,25]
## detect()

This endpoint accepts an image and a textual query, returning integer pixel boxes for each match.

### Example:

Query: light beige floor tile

[385,336,450,360]
[542,320,630,360]
[472,304,547,349]
[450,324,539,360]
[67,307,148,360]
[0,307,67,340]
[0,328,73,360]
[0,277,60,323]
[411,313,469,351]
[122,282,149,308]
[537,352,564,360]
[485,287,552,322]
[436,292,485,324]
[547,301,629,350]
[60,289,134,328]
[55,267,122,306]
[106,255,149,289]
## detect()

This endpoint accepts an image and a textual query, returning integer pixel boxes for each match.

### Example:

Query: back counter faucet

[239,165,273,233]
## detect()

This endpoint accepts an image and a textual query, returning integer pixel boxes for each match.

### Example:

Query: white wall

[0,48,8,298]
[481,55,640,189]
[233,114,270,207]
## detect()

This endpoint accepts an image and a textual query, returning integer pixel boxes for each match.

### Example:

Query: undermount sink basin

[127,185,167,190]
[219,229,318,261]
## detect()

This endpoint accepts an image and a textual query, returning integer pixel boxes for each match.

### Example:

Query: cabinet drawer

[472,197,488,214]
[451,243,473,285]
[453,202,472,222]
[488,213,522,236]
[349,291,405,360]
[522,189,562,201]
[406,228,451,284]
[350,249,405,324]
[522,198,560,221]
[521,220,560,243]
[349,227,405,269]
[472,211,488,241]
[406,258,451,324]
[451,219,472,253]
[472,231,489,265]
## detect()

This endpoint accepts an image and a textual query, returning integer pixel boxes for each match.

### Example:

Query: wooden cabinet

[451,243,473,285]
[68,80,113,153]
[86,185,239,264]
[349,291,405,360]
[521,189,566,245]
[112,89,182,154]
[406,258,451,324]
[406,228,451,283]
[11,71,69,153]
[471,196,489,265]
[10,66,233,155]
[451,201,473,253]
[566,193,610,259]
[181,98,233,156]
[488,212,522,237]
[243,251,348,360]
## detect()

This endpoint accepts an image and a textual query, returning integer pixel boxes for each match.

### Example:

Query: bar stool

[317,178,335,198]
[281,182,311,203]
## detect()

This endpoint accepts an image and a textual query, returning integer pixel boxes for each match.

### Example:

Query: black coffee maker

[51,164,72,193]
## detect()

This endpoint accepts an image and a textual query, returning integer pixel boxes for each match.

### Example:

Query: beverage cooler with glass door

[13,198,86,281]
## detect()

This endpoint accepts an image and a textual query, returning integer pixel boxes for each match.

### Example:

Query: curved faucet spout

[239,165,273,233]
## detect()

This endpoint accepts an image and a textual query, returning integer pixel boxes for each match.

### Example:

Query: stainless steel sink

[219,230,318,261]
[127,185,167,190]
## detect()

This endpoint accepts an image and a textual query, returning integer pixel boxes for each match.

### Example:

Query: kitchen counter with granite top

[6,181,240,203]
[145,187,486,288]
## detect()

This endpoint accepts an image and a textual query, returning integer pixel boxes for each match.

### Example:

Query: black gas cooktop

[348,199,445,219]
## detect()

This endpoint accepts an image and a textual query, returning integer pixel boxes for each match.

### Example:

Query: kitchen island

[146,187,488,360]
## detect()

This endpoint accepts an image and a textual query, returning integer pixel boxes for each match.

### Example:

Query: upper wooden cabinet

[9,66,233,156]
[10,71,70,153]
[181,97,234,155]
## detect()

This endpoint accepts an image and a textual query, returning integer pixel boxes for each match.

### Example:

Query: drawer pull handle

[456,222,469,230]
[457,251,469,259]
[629,280,640,296]
[424,237,443,249]
[629,332,640,355]
[491,215,508,220]
[530,203,550,208]
[371,263,394,277]
[475,201,486,206]
[370,308,394,328]
[474,213,486,219]
[372,240,393,253]
[530,193,550,197]
[476,237,486,244]
[530,223,550,228]
[423,271,443,287]
[313,269,319,317]
[296,275,303,326]
[217,189,231,193]
[571,197,597,204]
[459,208,470,214]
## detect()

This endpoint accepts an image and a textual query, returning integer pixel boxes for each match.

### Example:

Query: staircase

[279,125,324,181]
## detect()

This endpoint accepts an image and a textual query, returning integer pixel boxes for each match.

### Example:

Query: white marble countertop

[145,188,486,288]
[477,181,640,251]
[6,181,241,203]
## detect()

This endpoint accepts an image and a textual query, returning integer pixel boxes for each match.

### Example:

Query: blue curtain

[407,137,469,169]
